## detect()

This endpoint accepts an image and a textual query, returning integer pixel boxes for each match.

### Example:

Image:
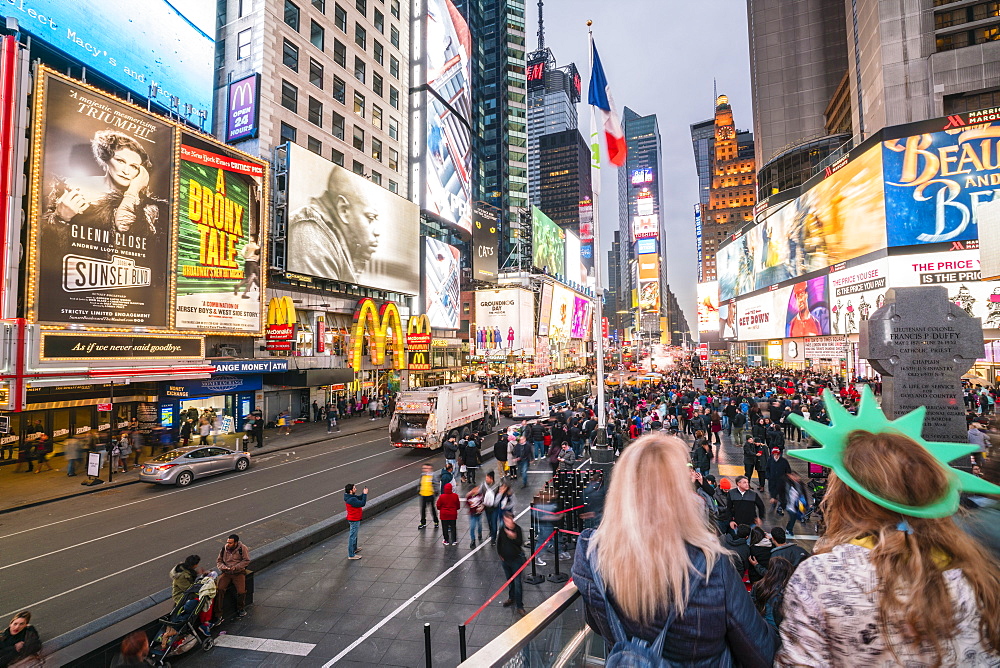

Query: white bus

[511,373,592,418]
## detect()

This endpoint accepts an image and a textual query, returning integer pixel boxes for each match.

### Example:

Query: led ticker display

[631,168,653,185]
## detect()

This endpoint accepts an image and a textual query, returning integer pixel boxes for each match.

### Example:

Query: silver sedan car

[139,446,251,487]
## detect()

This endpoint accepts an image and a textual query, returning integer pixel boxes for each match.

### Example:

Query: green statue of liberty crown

[787,386,1000,519]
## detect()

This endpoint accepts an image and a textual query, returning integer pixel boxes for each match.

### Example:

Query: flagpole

[587,22,609,450]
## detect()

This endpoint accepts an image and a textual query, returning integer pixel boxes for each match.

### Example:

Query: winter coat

[494,435,508,461]
[345,491,367,522]
[748,538,772,583]
[722,532,752,575]
[170,564,198,604]
[692,443,712,471]
[436,483,460,520]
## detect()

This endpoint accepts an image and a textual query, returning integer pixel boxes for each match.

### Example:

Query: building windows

[975,23,1000,43]
[371,170,382,185]
[372,104,383,129]
[390,24,399,48]
[372,72,383,96]
[239,0,253,17]
[388,147,398,171]
[334,3,347,31]
[356,0,367,14]
[309,59,324,88]
[333,39,346,67]
[355,22,367,49]
[353,159,365,175]
[389,55,399,79]
[332,111,345,139]
[388,179,398,193]
[237,28,252,59]
[389,85,399,109]
[354,91,366,117]
[937,30,971,51]
[944,87,1000,113]
[281,80,298,112]
[308,96,323,125]
[332,75,346,103]
[280,122,297,144]
[390,0,400,19]
[312,0,325,11]
[284,0,300,30]
[310,20,325,50]
[373,40,384,64]
[374,8,384,32]
[372,137,383,161]
[354,56,366,82]
[353,126,365,150]
[331,148,345,166]
[282,39,299,71]
[388,116,398,140]
[307,136,322,154]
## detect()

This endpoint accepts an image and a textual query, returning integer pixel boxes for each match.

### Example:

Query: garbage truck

[389,383,499,449]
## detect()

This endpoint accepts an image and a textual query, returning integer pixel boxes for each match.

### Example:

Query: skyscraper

[537,129,591,230]
[527,50,581,206]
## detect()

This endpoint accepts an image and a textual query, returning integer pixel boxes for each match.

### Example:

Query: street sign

[0,415,8,434]
[97,403,112,412]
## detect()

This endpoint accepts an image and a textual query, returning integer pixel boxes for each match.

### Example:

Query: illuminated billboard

[571,296,589,339]
[638,253,659,281]
[423,237,461,329]
[548,284,575,339]
[632,214,659,240]
[636,237,657,255]
[16,0,214,122]
[473,288,535,354]
[226,74,260,143]
[888,248,1000,328]
[532,206,566,275]
[472,204,499,282]
[720,300,737,340]
[828,258,889,335]
[636,189,655,215]
[718,144,886,302]
[783,276,830,337]
[537,282,553,336]
[697,282,719,333]
[422,0,473,233]
[565,229,583,284]
[631,168,653,185]
[638,280,659,311]
[285,143,420,294]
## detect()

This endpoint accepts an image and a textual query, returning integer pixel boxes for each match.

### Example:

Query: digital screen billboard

[828,258,889,335]
[423,0,473,234]
[15,0,214,122]
[632,214,658,240]
[472,204,499,282]
[571,296,589,339]
[638,253,659,281]
[635,237,658,255]
[537,282,553,336]
[887,248,1000,328]
[547,284,575,339]
[531,206,566,275]
[631,168,653,185]
[784,276,830,338]
[638,280,659,311]
[884,120,1000,247]
[423,237,461,329]
[175,137,266,332]
[697,282,719,334]
[565,229,583,284]
[285,143,420,294]
[720,300,737,340]
[30,72,175,328]
[473,288,535,354]
[718,144,886,302]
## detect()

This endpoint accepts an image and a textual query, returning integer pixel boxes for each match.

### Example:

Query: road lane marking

[213,635,316,656]
[0,435,389,540]
[0,453,438,620]
[0,447,400,571]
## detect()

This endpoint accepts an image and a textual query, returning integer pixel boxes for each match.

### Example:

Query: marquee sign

[349,298,406,372]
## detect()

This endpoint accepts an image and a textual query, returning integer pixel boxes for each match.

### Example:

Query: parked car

[139,446,251,487]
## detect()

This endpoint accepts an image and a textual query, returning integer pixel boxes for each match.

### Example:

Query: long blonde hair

[819,430,1000,666]
[588,433,728,623]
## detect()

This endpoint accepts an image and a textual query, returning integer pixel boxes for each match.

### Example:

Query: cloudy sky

[526,1,753,328]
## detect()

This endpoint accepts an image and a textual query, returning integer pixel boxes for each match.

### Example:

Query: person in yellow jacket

[416,463,440,530]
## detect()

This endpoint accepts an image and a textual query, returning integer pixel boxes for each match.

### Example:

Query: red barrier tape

[558,529,581,536]
[463,530,557,626]
[532,504,584,516]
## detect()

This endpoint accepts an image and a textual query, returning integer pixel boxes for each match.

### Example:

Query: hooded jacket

[436,483,460,520]
[722,532,751,575]
[345,490,367,522]
[170,563,198,604]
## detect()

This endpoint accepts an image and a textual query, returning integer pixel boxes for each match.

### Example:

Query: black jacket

[528,423,546,441]
[722,532,751,575]
[727,488,766,526]
[494,435,508,461]
[443,440,458,459]
[496,522,525,562]
[464,445,481,468]
[573,531,776,666]
[764,456,791,487]
[771,542,811,568]
[692,443,712,470]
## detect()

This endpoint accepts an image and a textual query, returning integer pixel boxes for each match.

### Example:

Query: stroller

[148,573,218,667]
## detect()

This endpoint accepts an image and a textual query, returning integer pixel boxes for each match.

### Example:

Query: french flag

[588,39,626,167]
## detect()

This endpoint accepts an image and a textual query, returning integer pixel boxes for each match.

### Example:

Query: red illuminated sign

[527,63,545,81]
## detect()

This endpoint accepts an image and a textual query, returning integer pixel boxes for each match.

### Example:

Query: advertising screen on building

[531,206,566,275]
[718,144,886,302]
[285,143,419,294]
[571,296,589,339]
[565,230,583,284]
[175,136,266,332]
[548,284,575,339]
[423,0,473,233]
[638,280,659,311]
[636,237,658,255]
[18,0,214,121]
[697,282,719,334]
[720,300,737,340]
[537,282,553,336]
[473,288,535,354]
[784,276,830,337]
[884,119,1000,247]
[735,289,783,341]
[888,248,1000,328]
[29,72,176,328]
[632,214,658,240]
[472,204,499,282]
[631,168,653,185]
[423,237,461,329]
[828,258,889,335]
[638,253,659,281]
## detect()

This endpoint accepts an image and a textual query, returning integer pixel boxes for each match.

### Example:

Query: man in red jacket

[344,483,368,560]
[436,482,460,546]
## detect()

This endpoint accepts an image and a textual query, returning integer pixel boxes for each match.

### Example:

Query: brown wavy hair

[818,430,1000,666]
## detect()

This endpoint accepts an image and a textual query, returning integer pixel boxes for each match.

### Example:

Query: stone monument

[859,286,984,445]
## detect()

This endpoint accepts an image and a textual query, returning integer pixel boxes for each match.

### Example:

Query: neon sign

[349,298,405,371]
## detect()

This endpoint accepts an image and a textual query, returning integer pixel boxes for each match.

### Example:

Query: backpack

[588,549,703,667]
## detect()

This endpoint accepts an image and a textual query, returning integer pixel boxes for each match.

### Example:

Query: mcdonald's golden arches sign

[349,298,405,371]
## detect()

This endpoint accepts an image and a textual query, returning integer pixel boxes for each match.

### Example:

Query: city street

[0,425,475,640]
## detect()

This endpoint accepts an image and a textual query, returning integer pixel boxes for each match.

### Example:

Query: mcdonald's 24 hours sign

[227,74,260,143]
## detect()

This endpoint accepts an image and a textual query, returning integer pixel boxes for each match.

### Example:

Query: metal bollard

[547,528,569,583]
[459,624,467,661]
[525,525,545,585]
[424,623,432,668]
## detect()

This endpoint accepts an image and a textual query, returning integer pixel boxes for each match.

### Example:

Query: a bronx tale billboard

[26,68,268,341]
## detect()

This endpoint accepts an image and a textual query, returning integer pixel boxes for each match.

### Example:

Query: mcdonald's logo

[349,298,406,372]
[231,79,254,108]
[408,314,431,334]
[408,351,431,371]
[266,296,297,341]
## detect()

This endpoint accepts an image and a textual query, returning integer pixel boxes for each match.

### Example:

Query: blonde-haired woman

[571,433,777,665]
[777,430,1000,666]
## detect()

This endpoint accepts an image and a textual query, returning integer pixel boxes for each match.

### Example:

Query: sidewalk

[0,416,391,513]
